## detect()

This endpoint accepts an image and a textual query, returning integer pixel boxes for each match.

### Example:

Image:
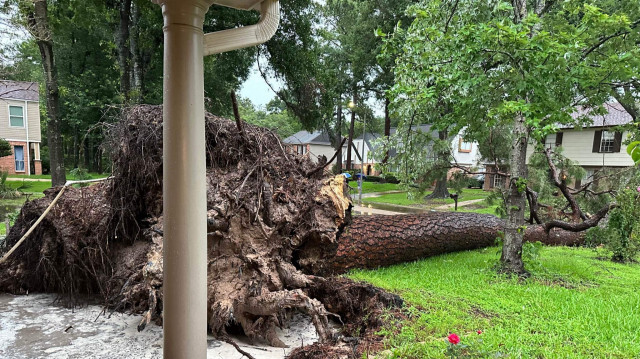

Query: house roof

[0,80,39,102]
[283,130,338,145]
[352,132,381,151]
[387,124,439,158]
[563,102,634,129]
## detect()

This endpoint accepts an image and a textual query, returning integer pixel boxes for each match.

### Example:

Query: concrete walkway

[6,177,51,182]
[0,294,320,359]
[352,205,403,216]
[434,198,485,210]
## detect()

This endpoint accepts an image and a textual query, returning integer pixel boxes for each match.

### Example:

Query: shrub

[383,172,400,184]
[586,189,640,263]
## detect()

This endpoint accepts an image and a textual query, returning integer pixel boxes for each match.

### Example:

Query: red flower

[477,330,482,334]
[447,333,460,345]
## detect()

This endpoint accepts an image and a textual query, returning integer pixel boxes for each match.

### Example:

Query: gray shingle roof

[0,80,39,101]
[563,102,634,129]
[283,130,338,145]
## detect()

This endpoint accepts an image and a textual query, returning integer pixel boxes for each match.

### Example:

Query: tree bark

[73,126,80,169]
[382,97,391,165]
[333,101,343,174]
[425,130,450,199]
[28,0,66,186]
[346,92,357,170]
[130,0,142,102]
[300,212,586,275]
[501,111,528,275]
[118,0,132,101]
[84,136,91,170]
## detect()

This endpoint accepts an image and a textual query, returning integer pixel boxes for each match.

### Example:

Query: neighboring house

[345,132,381,176]
[529,102,635,186]
[388,124,483,176]
[283,130,346,167]
[0,80,42,175]
[485,102,636,190]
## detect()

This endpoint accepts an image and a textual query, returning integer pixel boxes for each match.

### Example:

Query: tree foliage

[385,0,640,274]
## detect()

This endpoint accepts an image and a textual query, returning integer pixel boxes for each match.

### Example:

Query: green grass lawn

[363,189,491,207]
[8,172,107,180]
[5,180,52,193]
[348,181,401,194]
[349,246,640,358]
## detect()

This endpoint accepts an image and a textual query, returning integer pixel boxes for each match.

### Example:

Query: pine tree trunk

[382,97,391,165]
[500,112,528,275]
[299,212,586,275]
[29,0,66,186]
[130,1,142,101]
[73,127,80,169]
[118,0,132,101]
[333,101,343,173]
[84,137,91,170]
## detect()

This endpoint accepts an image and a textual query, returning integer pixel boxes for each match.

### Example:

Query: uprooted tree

[0,106,603,353]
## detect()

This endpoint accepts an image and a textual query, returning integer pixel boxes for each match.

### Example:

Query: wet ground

[0,294,319,359]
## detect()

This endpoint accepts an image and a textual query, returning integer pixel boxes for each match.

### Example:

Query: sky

[238,62,281,109]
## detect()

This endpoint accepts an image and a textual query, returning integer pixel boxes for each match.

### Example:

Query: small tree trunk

[500,112,528,275]
[84,137,91,170]
[382,97,391,165]
[29,0,66,186]
[73,127,80,169]
[333,101,343,174]
[346,92,357,171]
[425,130,450,199]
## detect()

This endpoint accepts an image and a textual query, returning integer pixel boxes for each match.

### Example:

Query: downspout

[152,1,279,358]
[203,0,280,55]
[24,100,30,175]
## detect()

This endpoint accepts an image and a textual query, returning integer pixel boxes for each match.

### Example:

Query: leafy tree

[386,0,640,275]
[238,97,302,139]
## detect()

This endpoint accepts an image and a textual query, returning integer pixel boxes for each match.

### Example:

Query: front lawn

[349,246,640,358]
[348,181,401,194]
[363,189,491,207]
[5,180,52,193]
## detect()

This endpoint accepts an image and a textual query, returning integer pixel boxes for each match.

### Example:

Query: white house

[283,130,346,167]
[525,102,635,185]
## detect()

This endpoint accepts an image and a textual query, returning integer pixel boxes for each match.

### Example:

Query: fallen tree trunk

[299,212,585,275]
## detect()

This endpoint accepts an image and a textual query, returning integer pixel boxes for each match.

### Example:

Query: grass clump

[349,246,640,358]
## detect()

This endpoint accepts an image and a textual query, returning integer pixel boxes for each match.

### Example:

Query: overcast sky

[238,61,281,108]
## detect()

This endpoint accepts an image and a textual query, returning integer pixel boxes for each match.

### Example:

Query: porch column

[154,1,211,357]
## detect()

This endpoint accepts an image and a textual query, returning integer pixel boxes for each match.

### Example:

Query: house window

[14,145,24,172]
[458,138,472,153]
[9,105,25,127]
[493,174,503,188]
[296,145,307,155]
[599,131,615,153]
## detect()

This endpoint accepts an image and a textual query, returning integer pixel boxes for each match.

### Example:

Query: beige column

[153,1,212,357]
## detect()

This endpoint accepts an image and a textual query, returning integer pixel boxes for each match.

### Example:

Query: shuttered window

[592,130,622,153]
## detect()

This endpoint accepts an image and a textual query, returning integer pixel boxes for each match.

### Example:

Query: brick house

[0,80,43,175]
